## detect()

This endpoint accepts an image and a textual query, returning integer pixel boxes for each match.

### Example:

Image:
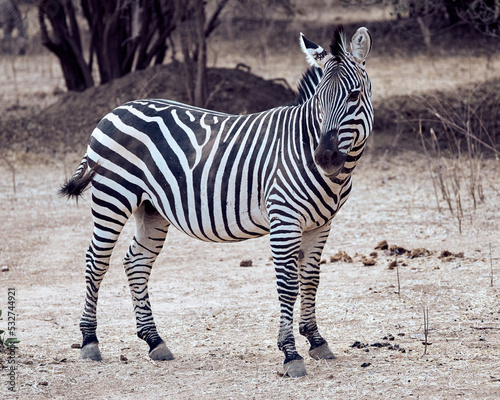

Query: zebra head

[300,26,373,178]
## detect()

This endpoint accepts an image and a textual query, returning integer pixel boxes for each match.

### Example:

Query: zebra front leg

[270,220,307,377]
[298,223,335,360]
[125,201,173,360]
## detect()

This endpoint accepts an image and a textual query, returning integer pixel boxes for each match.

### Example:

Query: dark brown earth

[0,62,296,154]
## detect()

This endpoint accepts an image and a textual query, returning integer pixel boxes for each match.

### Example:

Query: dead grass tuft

[374,77,500,155]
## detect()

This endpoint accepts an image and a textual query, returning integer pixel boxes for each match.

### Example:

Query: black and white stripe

[61,26,374,377]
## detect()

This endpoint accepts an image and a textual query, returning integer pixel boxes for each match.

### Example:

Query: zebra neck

[294,100,322,154]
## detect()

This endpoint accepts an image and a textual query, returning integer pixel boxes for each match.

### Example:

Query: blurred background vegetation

[0,0,499,157]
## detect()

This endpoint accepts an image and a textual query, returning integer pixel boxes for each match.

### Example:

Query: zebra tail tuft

[59,156,97,200]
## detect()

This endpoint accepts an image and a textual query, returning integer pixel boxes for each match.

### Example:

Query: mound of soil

[0,62,296,154]
[3,59,498,156]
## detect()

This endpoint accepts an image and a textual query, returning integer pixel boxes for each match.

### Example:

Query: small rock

[438,250,464,261]
[389,245,409,255]
[120,354,128,363]
[371,342,389,348]
[330,251,353,263]
[361,255,376,266]
[1,265,9,272]
[239,259,253,267]
[387,260,397,270]
[71,343,81,349]
[361,362,371,368]
[350,341,368,349]
[439,250,453,258]
[410,248,432,258]
[375,240,388,250]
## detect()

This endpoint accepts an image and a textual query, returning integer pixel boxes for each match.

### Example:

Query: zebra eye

[347,90,360,102]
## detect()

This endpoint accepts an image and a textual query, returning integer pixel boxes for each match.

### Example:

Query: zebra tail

[59,155,96,200]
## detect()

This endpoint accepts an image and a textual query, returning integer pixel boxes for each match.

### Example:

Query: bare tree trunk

[176,0,213,107]
[194,2,207,107]
[135,0,176,71]
[39,0,94,91]
[39,0,228,92]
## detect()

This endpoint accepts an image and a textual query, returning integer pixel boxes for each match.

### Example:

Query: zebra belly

[87,134,271,244]
[166,197,271,243]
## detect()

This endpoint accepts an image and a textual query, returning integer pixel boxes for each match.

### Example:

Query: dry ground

[1,3,500,399]
[0,151,499,399]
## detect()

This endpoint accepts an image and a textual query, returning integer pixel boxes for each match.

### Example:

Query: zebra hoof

[284,359,307,377]
[81,343,102,361]
[149,342,174,361]
[309,343,336,360]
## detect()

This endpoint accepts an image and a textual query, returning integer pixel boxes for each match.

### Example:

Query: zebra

[0,0,26,54]
[60,25,373,378]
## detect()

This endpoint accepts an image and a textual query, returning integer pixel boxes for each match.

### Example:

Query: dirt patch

[0,152,499,399]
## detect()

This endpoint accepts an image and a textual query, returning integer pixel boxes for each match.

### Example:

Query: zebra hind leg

[80,187,131,361]
[298,224,336,361]
[124,201,173,360]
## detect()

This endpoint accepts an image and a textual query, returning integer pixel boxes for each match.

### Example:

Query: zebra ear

[300,33,330,69]
[350,27,372,65]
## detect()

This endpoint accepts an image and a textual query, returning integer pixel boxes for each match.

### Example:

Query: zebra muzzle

[314,130,347,177]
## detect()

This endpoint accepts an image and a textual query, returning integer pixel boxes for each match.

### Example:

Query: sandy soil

[0,150,499,399]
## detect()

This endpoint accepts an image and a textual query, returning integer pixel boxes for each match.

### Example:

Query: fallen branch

[471,326,500,330]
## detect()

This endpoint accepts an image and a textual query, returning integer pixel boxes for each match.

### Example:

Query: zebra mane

[330,25,347,61]
[294,66,323,105]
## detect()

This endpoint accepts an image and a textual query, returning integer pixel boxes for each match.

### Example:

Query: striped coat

[61,26,373,377]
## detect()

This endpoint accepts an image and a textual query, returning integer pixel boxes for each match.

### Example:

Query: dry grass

[0,54,64,118]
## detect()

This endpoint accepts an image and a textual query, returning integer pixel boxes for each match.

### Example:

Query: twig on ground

[396,261,401,300]
[471,326,500,330]
[490,243,494,287]
[423,307,430,356]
